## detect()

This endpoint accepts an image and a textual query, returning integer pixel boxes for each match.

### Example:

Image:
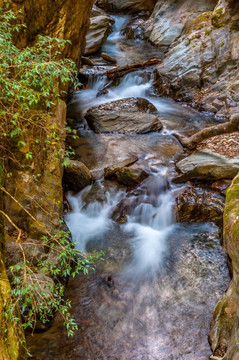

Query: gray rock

[84,15,113,55]
[145,0,216,46]
[174,149,239,182]
[85,97,162,134]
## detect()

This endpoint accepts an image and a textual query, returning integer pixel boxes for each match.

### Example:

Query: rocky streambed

[27,6,239,360]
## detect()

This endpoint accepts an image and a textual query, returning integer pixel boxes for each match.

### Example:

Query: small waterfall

[65,184,125,251]
[65,170,175,278]
[122,174,175,279]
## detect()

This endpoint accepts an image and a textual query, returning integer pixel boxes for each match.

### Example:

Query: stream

[27,14,229,360]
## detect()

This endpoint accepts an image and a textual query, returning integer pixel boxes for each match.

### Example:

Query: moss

[186,12,213,34]
[212,7,229,28]
[0,256,26,359]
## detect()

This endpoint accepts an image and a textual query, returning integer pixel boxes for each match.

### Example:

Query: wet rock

[115,167,149,186]
[101,52,117,63]
[175,187,224,223]
[104,156,138,179]
[112,198,132,223]
[63,160,93,192]
[174,149,239,183]
[112,197,143,223]
[85,97,162,134]
[84,15,113,55]
[121,18,146,40]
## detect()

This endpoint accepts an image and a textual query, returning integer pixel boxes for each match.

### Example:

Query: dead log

[106,59,161,80]
[174,114,239,150]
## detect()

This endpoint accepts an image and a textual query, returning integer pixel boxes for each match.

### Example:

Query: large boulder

[96,0,157,14]
[175,187,224,223]
[63,160,93,192]
[209,173,239,359]
[174,149,239,183]
[84,98,163,134]
[84,7,114,55]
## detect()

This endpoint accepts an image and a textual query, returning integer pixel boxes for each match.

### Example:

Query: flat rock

[174,149,239,183]
[85,97,162,134]
[63,160,93,192]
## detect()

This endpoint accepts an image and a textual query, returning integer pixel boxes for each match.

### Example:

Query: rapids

[27,14,229,360]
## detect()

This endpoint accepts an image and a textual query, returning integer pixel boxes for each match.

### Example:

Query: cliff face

[0,0,93,359]
[149,0,239,118]
[13,0,94,63]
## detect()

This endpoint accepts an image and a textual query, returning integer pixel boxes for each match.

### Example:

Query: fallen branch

[174,113,239,150]
[106,59,161,80]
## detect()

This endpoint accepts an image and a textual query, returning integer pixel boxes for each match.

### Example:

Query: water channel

[27,14,230,360]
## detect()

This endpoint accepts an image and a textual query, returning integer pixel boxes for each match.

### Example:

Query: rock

[174,149,239,183]
[115,167,149,186]
[5,239,47,269]
[84,15,113,55]
[121,18,146,40]
[81,57,95,66]
[151,0,239,112]
[211,179,232,195]
[209,173,239,359]
[104,156,138,179]
[212,99,225,110]
[101,52,117,63]
[112,198,136,223]
[63,160,93,192]
[85,97,163,134]
[96,0,157,14]
[175,187,224,223]
[145,0,216,47]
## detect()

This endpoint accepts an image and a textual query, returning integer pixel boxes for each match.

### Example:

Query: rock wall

[12,0,94,63]
[0,0,93,358]
[149,0,239,118]
[209,173,239,359]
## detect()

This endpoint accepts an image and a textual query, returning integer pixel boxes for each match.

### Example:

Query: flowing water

[27,14,229,360]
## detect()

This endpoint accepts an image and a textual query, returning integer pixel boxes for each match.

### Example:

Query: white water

[66,171,175,278]
[65,184,125,252]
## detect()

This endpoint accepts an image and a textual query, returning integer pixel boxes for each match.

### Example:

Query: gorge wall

[147,0,239,119]
[0,0,93,358]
